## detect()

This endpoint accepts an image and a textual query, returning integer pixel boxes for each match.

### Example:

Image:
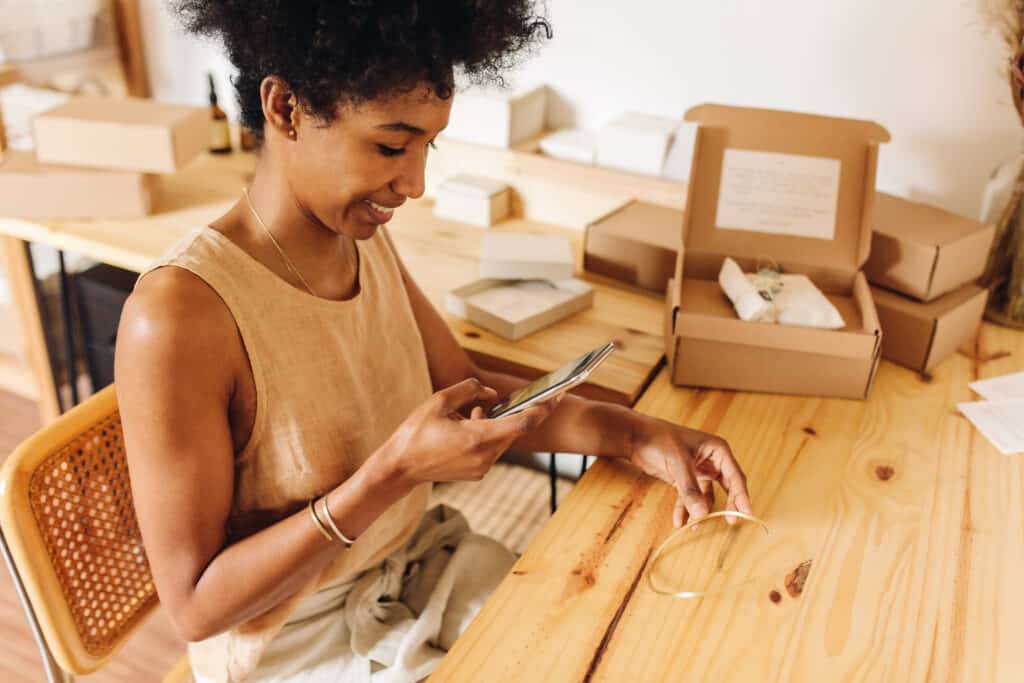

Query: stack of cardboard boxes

[0,94,207,219]
[864,193,994,373]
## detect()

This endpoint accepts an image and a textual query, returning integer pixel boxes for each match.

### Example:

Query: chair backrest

[0,384,159,674]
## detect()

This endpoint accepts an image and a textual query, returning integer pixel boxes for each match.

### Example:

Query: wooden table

[429,322,1024,682]
[0,152,666,422]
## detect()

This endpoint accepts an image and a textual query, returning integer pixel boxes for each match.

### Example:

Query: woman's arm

[387,231,752,524]
[115,269,413,642]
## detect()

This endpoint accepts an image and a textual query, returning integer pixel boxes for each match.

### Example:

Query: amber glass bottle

[208,73,232,155]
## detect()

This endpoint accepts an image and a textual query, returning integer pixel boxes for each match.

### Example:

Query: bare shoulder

[115,266,242,399]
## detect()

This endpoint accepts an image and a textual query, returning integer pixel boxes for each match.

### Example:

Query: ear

[259,76,301,141]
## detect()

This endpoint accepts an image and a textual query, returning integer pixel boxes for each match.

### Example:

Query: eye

[427,139,437,150]
[377,144,405,157]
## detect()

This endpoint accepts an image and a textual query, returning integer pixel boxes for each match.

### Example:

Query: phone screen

[487,343,614,418]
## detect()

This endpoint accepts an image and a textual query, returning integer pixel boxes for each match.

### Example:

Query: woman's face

[284,85,452,240]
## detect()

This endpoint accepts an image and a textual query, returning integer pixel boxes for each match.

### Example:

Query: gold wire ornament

[646,510,771,599]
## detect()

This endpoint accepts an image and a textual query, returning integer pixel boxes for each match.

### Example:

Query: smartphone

[487,342,616,419]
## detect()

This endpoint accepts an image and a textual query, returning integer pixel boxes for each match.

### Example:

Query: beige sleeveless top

[138,225,434,682]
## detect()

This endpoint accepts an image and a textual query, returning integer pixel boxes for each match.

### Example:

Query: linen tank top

[137,225,434,682]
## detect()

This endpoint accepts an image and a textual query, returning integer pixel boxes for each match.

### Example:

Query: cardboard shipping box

[665,104,889,399]
[864,192,996,302]
[443,85,546,148]
[584,200,682,293]
[0,150,155,218]
[433,175,511,227]
[871,283,988,373]
[33,95,208,173]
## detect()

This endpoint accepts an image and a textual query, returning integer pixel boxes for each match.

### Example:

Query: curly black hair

[173,1,551,137]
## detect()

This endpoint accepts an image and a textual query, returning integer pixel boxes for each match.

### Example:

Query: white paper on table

[957,400,1024,455]
[715,149,841,240]
[969,371,1024,401]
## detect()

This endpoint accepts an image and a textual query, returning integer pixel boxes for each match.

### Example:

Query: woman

[115,2,753,681]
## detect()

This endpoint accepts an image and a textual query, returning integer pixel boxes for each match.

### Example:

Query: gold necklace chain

[243,186,318,298]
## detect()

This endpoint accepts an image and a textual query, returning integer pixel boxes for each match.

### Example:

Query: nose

[389,148,427,199]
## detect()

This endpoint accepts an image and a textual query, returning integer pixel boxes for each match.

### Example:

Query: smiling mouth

[362,199,400,223]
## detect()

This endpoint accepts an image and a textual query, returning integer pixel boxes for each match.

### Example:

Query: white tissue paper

[718,258,845,329]
[718,257,775,322]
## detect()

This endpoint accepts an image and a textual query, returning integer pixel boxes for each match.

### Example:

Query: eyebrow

[376,122,426,135]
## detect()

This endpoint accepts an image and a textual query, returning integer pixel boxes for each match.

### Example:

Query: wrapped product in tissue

[718,257,774,322]
[718,258,845,329]
[772,274,845,329]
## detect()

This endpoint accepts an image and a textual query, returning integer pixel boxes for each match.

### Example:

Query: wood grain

[429,322,1024,683]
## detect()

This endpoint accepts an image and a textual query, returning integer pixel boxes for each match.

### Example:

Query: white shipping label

[715,149,841,240]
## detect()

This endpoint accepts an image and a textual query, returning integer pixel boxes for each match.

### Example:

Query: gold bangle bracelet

[307,498,334,541]
[320,496,356,545]
[646,510,770,599]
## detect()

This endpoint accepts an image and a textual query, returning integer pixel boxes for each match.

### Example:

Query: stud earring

[288,129,296,138]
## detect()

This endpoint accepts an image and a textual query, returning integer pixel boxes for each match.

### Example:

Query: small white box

[480,233,574,281]
[433,174,511,228]
[446,278,594,340]
[538,128,597,165]
[443,85,546,148]
[597,112,679,176]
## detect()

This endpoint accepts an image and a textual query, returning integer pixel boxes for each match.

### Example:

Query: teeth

[366,200,393,213]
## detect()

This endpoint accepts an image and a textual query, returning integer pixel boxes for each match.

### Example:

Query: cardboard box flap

[682,103,890,283]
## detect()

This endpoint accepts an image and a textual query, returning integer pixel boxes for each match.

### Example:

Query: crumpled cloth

[225,504,516,683]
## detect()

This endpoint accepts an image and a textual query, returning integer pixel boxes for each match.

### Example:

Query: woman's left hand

[628,417,753,528]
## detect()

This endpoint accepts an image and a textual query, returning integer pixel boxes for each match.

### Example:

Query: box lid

[681,103,890,287]
[587,200,682,251]
[874,192,992,246]
[37,95,204,129]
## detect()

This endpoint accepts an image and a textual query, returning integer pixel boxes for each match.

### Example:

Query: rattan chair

[0,384,190,683]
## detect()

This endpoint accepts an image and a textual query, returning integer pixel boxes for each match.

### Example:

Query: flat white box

[446,278,594,340]
[597,112,679,176]
[433,174,511,227]
[443,85,546,148]
[539,128,597,165]
[480,233,574,281]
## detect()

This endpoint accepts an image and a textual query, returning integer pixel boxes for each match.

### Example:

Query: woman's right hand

[378,377,561,488]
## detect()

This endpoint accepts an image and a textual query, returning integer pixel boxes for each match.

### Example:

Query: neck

[236,160,357,299]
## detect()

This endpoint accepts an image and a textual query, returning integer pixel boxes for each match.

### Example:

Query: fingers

[436,378,498,414]
[667,452,709,528]
[470,405,485,420]
[696,440,753,525]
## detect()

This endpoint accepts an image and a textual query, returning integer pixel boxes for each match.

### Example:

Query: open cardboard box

[665,104,889,399]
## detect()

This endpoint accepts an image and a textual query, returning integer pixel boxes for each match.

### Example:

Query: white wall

[140,0,1021,219]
